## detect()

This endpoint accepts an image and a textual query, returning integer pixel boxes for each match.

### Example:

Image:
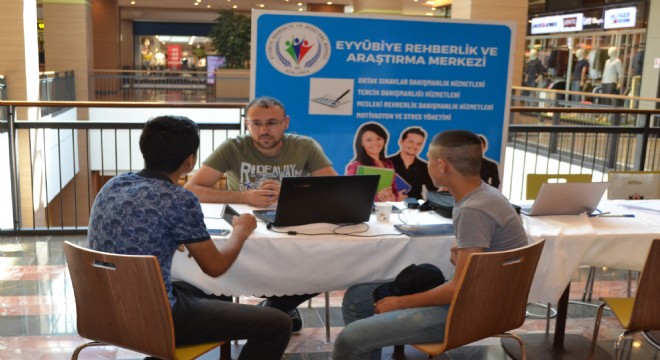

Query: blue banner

[252,11,513,180]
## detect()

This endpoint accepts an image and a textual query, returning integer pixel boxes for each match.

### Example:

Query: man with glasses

[185,96,337,332]
[186,96,337,207]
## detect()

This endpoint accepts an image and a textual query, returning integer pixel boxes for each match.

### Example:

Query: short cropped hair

[430,130,482,177]
[401,127,427,141]
[246,96,287,116]
[139,115,199,173]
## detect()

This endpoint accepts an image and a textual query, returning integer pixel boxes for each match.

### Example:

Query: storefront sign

[253,11,514,171]
[530,13,584,34]
[604,7,637,29]
[167,44,182,70]
[582,9,604,30]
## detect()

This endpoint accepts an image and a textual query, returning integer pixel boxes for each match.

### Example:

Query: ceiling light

[188,36,196,45]
[327,1,333,4]
[425,12,433,16]
[207,4,211,7]
[259,3,265,7]
[194,2,198,5]
[298,8,303,11]
[130,0,135,4]
[298,2,303,5]
[232,4,237,8]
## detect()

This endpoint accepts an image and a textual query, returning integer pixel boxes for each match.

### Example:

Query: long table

[503,199,660,359]
[172,203,456,297]
[172,200,660,358]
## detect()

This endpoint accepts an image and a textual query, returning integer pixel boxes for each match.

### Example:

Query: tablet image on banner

[309,77,354,115]
[356,165,394,192]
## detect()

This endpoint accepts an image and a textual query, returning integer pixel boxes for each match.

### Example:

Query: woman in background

[346,122,405,201]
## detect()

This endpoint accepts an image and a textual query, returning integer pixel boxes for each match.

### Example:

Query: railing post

[636,113,651,171]
[6,105,22,231]
[606,111,622,169]
[549,99,560,154]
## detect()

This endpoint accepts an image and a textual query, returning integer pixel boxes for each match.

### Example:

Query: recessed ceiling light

[298,2,303,5]
[425,12,433,16]
[259,3,265,7]
[232,4,237,8]
[130,0,135,4]
[298,8,304,11]
[207,4,211,7]
[194,2,198,5]
[327,1,332,4]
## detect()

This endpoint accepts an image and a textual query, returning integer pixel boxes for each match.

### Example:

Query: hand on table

[231,213,257,240]
[244,189,278,207]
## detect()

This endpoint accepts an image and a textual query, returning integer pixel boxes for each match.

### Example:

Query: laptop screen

[254,175,379,226]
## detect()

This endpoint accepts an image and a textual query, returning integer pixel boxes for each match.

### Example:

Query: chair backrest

[607,171,660,200]
[526,173,592,200]
[442,240,545,352]
[63,241,178,359]
[629,239,660,330]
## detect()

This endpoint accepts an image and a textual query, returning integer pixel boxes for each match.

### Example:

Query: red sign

[167,45,182,70]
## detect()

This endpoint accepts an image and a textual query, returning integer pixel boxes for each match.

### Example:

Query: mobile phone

[222,205,240,226]
[208,229,230,236]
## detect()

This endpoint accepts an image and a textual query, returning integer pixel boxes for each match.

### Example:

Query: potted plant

[209,10,251,100]
[209,10,251,69]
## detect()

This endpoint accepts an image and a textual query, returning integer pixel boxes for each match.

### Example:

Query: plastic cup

[374,202,392,222]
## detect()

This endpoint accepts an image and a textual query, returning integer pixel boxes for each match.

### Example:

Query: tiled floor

[1,235,658,359]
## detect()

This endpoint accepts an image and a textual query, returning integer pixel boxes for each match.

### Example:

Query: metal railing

[1,100,659,234]
[1,101,244,234]
[91,69,219,103]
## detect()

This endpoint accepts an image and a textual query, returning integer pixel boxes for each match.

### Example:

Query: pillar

[0,0,40,106]
[353,0,402,15]
[639,0,660,105]
[43,0,95,102]
[452,0,528,87]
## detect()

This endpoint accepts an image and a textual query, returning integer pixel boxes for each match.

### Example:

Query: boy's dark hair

[139,115,199,173]
[431,130,482,177]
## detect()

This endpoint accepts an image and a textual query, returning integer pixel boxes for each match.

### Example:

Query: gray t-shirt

[203,133,333,191]
[453,182,528,251]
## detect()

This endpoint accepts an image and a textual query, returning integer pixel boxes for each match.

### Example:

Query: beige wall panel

[43,1,94,101]
[121,19,134,68]
[452,0,527,87]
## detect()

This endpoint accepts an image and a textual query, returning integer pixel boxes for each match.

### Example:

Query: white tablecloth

[172,200,660,302]
[525,199,660,304]
[172,203,456,297]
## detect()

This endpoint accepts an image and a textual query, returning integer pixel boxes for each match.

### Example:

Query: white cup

[374,202,392,222]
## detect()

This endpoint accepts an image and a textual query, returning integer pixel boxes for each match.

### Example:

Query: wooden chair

[411,240,545,360]
[525,173,592,200]
[588,239,660,360]
[63,241,224,360]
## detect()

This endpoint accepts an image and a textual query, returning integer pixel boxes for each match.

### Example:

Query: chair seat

[602,297,634,329]
[412,342,445,355]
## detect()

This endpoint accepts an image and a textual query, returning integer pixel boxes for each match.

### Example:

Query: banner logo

[266,22,331,76]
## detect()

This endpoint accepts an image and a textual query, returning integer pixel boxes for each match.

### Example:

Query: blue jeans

[333,282,450,360]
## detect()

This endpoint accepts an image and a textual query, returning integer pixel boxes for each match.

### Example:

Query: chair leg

[588,303,607,360]
[324,291,331,343]
[497,334,526,360]
[71,341,105,360]
[220,342,232,360]
[614,330,641,360]
[582,266,596,302]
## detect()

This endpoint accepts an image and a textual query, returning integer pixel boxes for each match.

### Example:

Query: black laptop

[253,175,379,227]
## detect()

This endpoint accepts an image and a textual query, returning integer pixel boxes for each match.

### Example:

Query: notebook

[356,165,394,192]
[520,182,608,216]
[253,175,379,227]
[394,223,455,237]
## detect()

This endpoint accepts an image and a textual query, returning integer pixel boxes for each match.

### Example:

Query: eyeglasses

[246,119,285,129]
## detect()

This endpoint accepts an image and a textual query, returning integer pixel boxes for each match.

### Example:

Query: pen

[593,214,635,218]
